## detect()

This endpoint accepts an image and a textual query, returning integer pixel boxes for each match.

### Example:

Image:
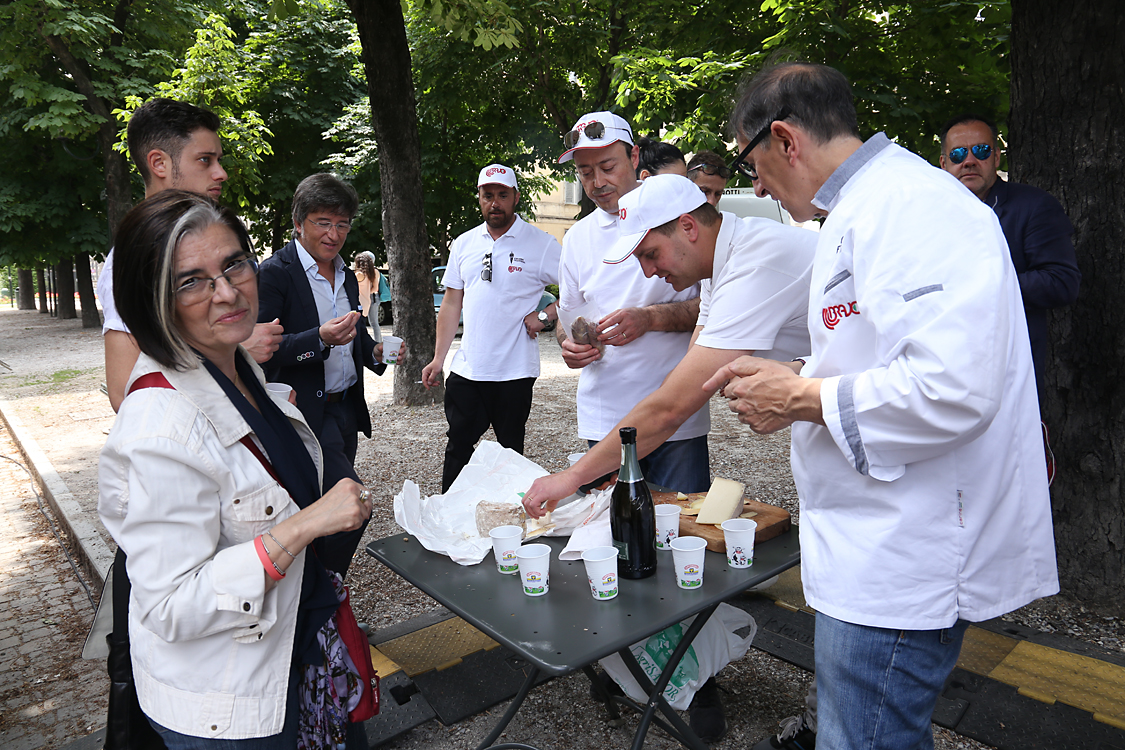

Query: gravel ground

[3,306,1123,749]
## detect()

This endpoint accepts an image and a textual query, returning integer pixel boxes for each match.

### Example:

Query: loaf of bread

[475,500,526,538]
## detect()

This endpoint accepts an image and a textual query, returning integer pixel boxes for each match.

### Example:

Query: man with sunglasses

[257,172,388,576]
[686,150,732,205]
[422,164,561,492]
[939,114,1080,405]
[556,111,711,496]
[714,63,1057,750]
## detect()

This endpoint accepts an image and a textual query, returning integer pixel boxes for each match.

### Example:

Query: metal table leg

[474,664,541,750]
[619,602,720,750]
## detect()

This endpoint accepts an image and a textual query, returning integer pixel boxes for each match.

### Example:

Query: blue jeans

[588,434,710,494]
[815,612,968,750]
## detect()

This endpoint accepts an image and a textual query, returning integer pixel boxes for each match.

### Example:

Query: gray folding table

[366,527,800,750]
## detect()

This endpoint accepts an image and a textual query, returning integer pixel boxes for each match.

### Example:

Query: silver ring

[359,489,371,503]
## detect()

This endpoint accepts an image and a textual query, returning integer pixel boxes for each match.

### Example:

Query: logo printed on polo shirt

[508,265,523,273]
[822,301,860,330]
[619,207,627,220]
[485,167,507,177]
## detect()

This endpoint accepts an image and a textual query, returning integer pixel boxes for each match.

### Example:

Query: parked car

[432,266,556,331]
[375,269,392,325]
[716,188,792,224]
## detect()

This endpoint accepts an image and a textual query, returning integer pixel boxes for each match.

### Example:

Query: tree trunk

[17,270,35,310]
[36,269,48,313]
[55,258,76,319]
[75,252,100,328]
[1010,0,1125,608]
[346,0,441,405]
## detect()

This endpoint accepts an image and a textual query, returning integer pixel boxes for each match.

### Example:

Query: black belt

[325,389,348,403]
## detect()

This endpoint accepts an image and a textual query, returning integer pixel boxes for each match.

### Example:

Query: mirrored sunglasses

[947,143,992,164]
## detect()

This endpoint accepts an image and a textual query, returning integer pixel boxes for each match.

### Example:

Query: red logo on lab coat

[823,301,861,329]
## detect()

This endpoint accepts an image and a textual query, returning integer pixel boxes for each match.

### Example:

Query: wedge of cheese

[694,477,746,525]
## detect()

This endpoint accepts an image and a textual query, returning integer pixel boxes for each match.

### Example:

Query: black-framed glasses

[307,219,352,233]
[687,163,732,179]
[729,106,792,181]
[947,143,993,165]
[481,252,492,282]
[175,256,259,305]
[563,121,631,150]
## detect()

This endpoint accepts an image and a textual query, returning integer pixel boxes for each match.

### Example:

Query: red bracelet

[255,535,285,581]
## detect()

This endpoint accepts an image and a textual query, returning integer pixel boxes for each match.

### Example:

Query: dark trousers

[442,373,535,492]
[314,391,369,578]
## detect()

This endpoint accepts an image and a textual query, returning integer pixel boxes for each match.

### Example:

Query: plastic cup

[670,536,707,589]
[581,546,619,601]
[489,525,523,575]
[265,382,293,401]
[720,519,757,569]
[382,335,403,364]
[654,505,681,551]
[516,543,551,597]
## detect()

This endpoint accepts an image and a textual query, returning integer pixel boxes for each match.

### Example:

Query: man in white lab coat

[711,62,1058,750]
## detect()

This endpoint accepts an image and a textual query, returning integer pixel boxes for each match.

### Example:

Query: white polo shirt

[97,249,127,334]
[443,215,561,381]
[695,213,815,359]
[559,207,709,442]
[793,135,1058,630]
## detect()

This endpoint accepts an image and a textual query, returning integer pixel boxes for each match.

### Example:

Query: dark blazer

[257,240,383,439]
[985,179,1080,391]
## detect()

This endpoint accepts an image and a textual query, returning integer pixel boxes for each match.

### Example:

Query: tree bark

[75,252,100,328]
[55,258,76,319]
[36,269,48,313]
[17,270,36,310]
[1010,0,1125,608]
[345,0,441,405]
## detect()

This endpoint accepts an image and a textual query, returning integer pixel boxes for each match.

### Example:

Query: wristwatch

[537,310,550,324]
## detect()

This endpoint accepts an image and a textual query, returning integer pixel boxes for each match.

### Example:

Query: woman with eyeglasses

[99,190,375,749]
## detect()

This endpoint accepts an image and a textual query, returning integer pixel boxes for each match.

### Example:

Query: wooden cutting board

[652,491,791,554]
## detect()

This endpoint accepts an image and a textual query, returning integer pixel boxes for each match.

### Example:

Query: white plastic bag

[598,603,757,710]
[392,441,548,565]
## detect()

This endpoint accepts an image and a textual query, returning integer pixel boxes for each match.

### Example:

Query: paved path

[0,418,107,749]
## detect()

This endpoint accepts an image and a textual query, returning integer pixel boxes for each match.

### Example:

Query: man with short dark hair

[686,150,731,205]
[715,62,1058,750]
[99,98,283,411]
[938,113,1080,400]
[422,164,561,491]
[257,172,386,576]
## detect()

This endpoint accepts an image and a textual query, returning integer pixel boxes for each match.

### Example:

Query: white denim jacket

[99,351,323,739]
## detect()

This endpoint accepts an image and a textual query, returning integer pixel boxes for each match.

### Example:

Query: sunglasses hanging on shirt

[947,143,993,164]
[481,252,492,282]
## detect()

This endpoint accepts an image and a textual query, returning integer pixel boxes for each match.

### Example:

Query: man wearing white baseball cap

[525,172,815,515]
[422,163,562,492]
[527,173,816,744]
[553,111,711,496]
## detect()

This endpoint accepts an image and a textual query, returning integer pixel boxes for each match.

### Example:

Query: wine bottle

[610,427,657,579]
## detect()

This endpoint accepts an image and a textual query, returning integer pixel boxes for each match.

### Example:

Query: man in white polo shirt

[524,173,815,506]
[556,112,709,494]
[422,164,562,491]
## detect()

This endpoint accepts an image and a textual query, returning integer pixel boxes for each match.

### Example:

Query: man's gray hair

[291,173,359,237]
[731,63,860,149]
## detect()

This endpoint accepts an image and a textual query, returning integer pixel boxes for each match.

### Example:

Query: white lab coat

[792,138,1059,630]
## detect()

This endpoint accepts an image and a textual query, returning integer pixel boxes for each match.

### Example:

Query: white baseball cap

[604,174,707,264]
[558,111,635,164]
[477,163,518,189]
